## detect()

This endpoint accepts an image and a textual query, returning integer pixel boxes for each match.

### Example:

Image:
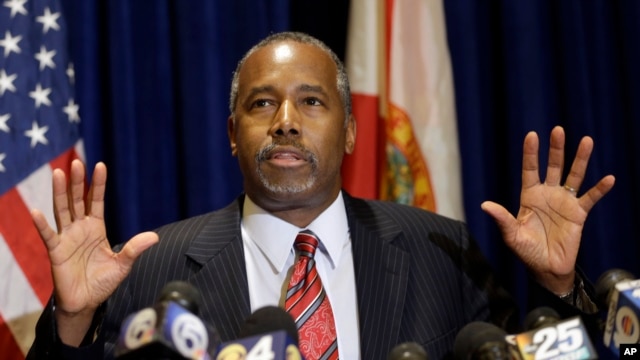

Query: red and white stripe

[344,0,464,220]
[0,141,84,359]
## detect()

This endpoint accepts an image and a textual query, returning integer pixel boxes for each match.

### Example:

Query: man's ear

[345,114,356,155]
[227,115,237,156]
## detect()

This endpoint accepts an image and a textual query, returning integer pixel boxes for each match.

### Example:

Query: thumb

[481,201,517,242]
[118,231,159,269]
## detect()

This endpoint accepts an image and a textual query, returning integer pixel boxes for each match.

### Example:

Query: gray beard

[255,142,318,194]
[258,170,317,194]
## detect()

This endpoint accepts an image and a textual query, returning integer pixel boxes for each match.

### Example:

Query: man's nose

[270,100,300,137]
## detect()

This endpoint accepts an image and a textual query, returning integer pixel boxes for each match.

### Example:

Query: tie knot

[294,230,319,258]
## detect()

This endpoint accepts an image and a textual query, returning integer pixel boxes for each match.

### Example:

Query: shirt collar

[242,192,349,273]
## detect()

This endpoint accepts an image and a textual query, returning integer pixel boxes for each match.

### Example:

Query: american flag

[0,0,83,358]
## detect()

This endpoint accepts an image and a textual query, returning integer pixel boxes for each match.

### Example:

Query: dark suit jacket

[28,192,596,359]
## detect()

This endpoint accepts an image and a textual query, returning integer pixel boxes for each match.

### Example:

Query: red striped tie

[285,230,339,360]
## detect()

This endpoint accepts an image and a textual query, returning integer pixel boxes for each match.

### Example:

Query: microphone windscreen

[238,306,299,345]
[523,306,560,330]
[595,268,635,307]
[453,322,509,360]
[157,280,203,314]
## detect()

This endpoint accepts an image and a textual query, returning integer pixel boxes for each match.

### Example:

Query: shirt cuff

[558,273,598,314]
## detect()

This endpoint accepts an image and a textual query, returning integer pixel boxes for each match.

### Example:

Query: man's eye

[304,98,322,106]
[253,99,270,107]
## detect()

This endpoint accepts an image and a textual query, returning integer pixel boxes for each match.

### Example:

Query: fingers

[51,160,107,232]
[52,167,71,230]
[563,136,594,194]
[31,209,59,251]
[53,159,87,230]
[521,131,541,190]
[579,174,615,212]
[534,126,597,196]
[545,126,566,187]
[86,162,107,219]
[69,160,87,221]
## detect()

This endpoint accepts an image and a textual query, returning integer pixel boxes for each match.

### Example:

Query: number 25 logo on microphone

[515,316,597,360]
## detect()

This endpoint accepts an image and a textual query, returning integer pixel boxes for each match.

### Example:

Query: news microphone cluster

[453,308,599,360]
[115,281,217,359]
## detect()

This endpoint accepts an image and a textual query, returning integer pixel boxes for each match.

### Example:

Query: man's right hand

[30,160,159,346]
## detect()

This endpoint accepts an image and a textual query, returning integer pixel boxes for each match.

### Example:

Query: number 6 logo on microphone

[166,303,210,359]
[123,308,157,349]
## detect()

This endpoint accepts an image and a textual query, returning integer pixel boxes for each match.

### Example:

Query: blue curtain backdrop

[443,0,640,302]
[59,0,638,323]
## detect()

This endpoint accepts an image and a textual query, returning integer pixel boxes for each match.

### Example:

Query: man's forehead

[238,41,336,85]
[244,40,330,68]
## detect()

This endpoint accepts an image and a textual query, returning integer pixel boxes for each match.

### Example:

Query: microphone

[595,268,635,308]
[522,306,561,331]
[453,321,516,360]
[513,307,597,359]
[601,269,640,356]
[115,281,217,359]
[387,341,428,359]
[214,306,302,360]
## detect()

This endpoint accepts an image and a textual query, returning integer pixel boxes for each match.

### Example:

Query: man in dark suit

[28,32,615,359]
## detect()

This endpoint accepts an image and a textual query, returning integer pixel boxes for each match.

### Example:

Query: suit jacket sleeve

[26,297,107,360]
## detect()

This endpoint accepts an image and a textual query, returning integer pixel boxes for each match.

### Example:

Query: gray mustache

[256,142,318,165]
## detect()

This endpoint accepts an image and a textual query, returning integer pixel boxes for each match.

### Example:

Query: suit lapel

[345,193,410,358]
[184,197,252,342]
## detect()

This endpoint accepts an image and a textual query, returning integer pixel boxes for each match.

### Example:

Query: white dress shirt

[241,192,361,359]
